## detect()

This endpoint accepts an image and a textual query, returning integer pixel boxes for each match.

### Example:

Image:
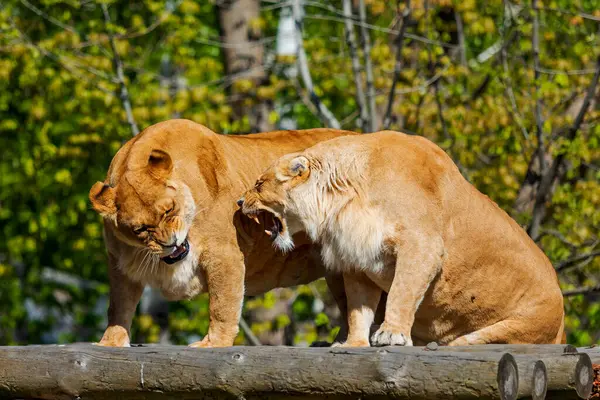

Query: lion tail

[555,314,567,344]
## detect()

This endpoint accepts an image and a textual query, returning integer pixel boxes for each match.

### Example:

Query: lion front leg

[97,254,144,347]
[189,250,244,348]
[371,232,444,347]
[332,271,382,348]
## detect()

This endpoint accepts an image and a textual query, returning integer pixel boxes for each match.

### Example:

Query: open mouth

[247,211,284,240]
[161,238,190,264]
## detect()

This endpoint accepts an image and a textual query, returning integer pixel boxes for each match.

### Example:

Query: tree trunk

[513,92,598,216]
[218,0,272,133]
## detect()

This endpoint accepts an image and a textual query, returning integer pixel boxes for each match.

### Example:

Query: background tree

[0,0,599,346]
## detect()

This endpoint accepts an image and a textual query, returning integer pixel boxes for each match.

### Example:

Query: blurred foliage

[0,0,599,346]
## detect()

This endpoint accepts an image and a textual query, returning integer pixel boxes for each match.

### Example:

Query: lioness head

[238,153,312,253]
[89,149,196,265]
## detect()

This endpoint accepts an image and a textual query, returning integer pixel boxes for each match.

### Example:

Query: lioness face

[89,149,196,265]
[238,154,311,253]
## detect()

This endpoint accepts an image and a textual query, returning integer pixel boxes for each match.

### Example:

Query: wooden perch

[433,344,592,399]
[0,344,593,400]
[438,343,578,354]
[513,356,547,400]
[542,352,593,399]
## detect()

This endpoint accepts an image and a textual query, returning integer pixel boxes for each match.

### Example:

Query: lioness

[239,131,565,346]
[89,119,360,347]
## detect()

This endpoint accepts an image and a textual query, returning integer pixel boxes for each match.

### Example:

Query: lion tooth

[265,230,272,237]
[252,216,260,224]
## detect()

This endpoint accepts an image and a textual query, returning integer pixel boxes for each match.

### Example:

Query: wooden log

[512,356,547,400]
[419,344,591,399]
[429,344,577,354]
[579,348,600,400]
[386,346,548,399]
[578,345,600,363]
[541,352,593,399]
[0,344,520,400]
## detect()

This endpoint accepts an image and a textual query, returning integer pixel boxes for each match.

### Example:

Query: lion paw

[95,326,131,347]
[189,338,213,348]
[189,336,233,348]
[332,340,370,348]
[94,339,130,347]
[371,326,412,347]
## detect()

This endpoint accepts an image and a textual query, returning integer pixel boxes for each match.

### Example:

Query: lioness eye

[133,226,147,234]
[165,205,174,215]
[255,180,264,191]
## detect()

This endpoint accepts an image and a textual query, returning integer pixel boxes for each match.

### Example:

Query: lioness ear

[288,156,310,177]
[89,181,117,218]
[148,149,173,179]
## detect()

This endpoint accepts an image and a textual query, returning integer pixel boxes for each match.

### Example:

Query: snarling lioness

[89,119,360,347]
[239,131,565,346]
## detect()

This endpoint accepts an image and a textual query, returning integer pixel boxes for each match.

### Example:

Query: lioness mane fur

[302,156,386,273]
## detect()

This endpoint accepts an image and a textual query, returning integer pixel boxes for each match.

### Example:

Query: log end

[497,353,518,400]
[575,353,593,399]
[531,360,548,400]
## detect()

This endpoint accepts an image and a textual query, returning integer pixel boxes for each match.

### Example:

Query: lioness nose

[236,197,244,208]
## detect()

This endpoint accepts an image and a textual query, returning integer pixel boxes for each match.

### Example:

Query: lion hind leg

[325,272,349,345]
[332,271,382,347]
[448,315,564,346]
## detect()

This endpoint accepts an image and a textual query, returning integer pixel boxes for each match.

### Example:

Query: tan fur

[240,131,565,346]
[90,119,359,347]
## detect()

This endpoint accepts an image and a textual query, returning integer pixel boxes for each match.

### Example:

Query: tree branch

[239,316,262,346]
[454,9,467,67]
[535,67,600,76]
[18,0,78,35]
[423,0,447,142]
[500,41,529,140]
[555,250,600,273]
[532,0,547,176]
[342,0,368,132]
[69,1,182,50]
[101,4,140,136]
[563,285,600,297]
[8,18,114,94]
[382,0,411,130]
[292,0,340,129]
[527,54,600,239]
[539,5,600,22]
[378,65,448,96]
[414,91,426,132]
[424,0,465,175]
[358,0,377,132]
[470,2,523,67]
[433,82,450,141]
[116,0,182,40]
[301,10,456,49]
[540,229,579,249]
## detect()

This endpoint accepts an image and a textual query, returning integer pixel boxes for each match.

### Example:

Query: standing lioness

[239,131,565,346]
[89,119,359,347]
